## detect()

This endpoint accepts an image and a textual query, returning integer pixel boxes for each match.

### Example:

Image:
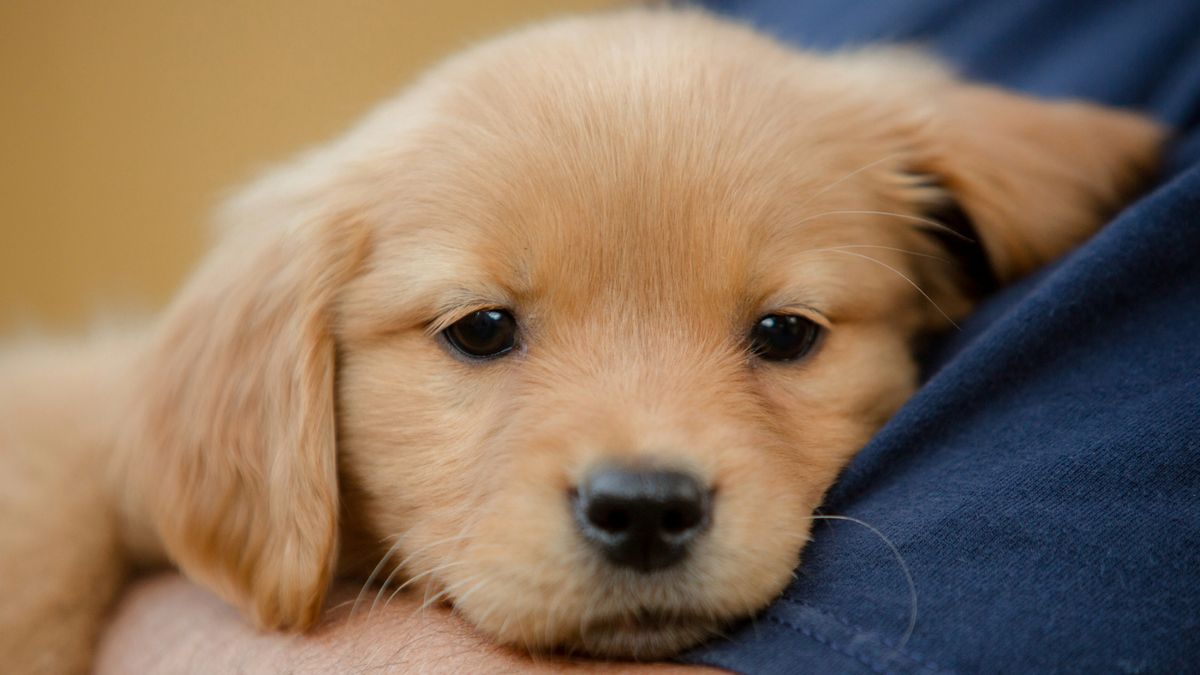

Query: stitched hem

[774,597,948,673]
[762,601,955,675]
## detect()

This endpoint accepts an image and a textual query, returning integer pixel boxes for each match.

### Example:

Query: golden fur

[0,9,1162,672]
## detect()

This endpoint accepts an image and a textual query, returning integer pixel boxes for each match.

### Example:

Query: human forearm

[95,574,723,674]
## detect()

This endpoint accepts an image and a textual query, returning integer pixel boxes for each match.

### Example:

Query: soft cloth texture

[687,1,1200,672]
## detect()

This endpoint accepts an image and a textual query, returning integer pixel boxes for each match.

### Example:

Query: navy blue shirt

[686,2,1200,672]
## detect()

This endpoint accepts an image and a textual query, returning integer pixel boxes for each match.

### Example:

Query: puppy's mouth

[576,606,721,658]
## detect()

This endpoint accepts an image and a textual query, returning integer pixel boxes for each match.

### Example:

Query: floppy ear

[909,81,1165,286]
[127,175,367,630]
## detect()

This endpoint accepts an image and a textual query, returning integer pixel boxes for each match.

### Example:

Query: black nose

[572,468,711,572]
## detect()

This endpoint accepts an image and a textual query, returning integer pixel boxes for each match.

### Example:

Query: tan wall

[0,0,612,330]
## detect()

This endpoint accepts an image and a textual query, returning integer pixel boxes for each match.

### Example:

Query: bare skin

[95,574,724,674]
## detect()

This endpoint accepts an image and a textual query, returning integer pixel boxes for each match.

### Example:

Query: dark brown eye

[444,309,518,359]
[749,314,822,362]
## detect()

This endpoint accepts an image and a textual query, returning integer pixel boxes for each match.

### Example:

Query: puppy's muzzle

[572,467,711,572]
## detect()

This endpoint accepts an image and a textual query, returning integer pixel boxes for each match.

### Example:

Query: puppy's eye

[443,309,518,359]
[749,314,822,362]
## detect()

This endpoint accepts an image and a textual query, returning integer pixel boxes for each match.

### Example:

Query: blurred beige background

[1,0,612,331]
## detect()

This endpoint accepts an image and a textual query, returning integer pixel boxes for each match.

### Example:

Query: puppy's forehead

[353,15,917,328]
[382,120,819,320]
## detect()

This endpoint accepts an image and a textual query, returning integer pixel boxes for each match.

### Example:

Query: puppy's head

[126,11,1161,658]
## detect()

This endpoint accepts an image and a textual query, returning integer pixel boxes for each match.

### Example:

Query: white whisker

[792,209,967,239]
[416,574,481,616]
[449,577,491,618]
[824,248,960,330]
[797,154,904,210]
[351,535,407,619]
[366,531,479,618]
[807,244,952,263]
[807,514,919,653]
[380,560,472,613]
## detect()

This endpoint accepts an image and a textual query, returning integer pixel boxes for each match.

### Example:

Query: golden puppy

[0,8,1161,672]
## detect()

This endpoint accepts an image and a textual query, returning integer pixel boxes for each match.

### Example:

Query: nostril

[661,507,686,534]
[660,501,702,535]
[586,499,631,534]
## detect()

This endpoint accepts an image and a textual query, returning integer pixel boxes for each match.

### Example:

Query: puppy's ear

[908,81,1164,286]
[127,172,366,630]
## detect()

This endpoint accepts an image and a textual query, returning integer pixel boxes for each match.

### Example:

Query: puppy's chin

[460,582,756,660]
[487,567,794,659]
[439,521,806,659]
[573,610,723,659]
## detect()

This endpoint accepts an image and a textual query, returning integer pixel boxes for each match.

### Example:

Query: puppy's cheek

[336,339,507,550]
[442,478,589,648]
[760,324,924,472]
[697,446,817,605]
